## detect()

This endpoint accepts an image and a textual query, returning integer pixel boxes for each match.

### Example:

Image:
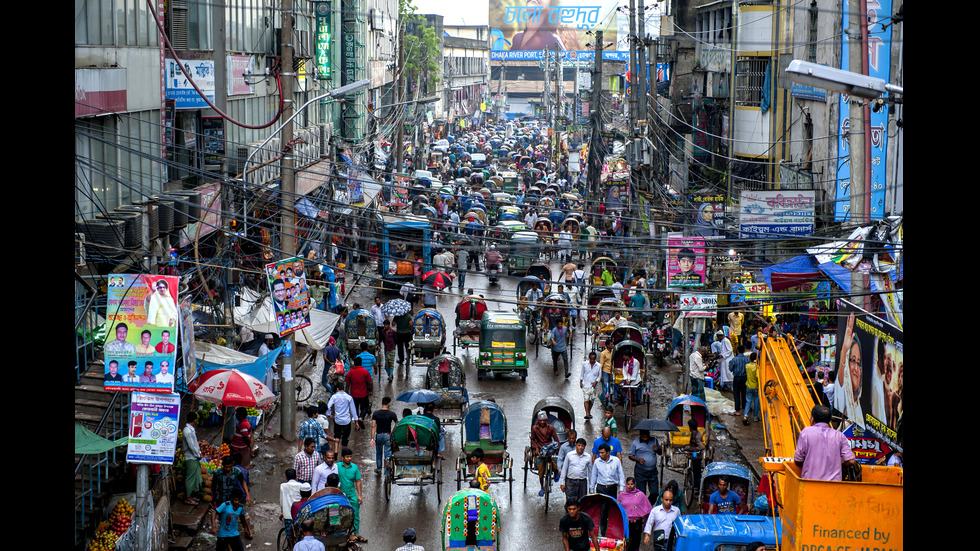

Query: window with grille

[735,59,767,107]
[808,1,818,62]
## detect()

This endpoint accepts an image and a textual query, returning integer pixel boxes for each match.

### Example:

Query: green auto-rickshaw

[478,311,528,381]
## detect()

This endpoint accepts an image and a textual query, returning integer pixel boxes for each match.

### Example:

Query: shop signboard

[667,236,706,288]
[127,392,181,464]
[739,190,815,239]
[165,59,215,109]
[834,301,903,452]
[314,2,332,80]
[729,282,770,303]
[842,423,893,465]
[104,275,180,393]
[679,294,717,318]
[266,257,311,337]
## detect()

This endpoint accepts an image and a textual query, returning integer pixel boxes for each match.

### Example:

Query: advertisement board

[667,236,706,288]
[488,0,619,60]
[314,2,332,80]
[266,257,311,337]
[127,392,181,465]
[165,59,215,109]
[104,275,180,393]
[679,294,717,318]
[739,190,815,239]
[179,296,198,387]
[834,301,903,451]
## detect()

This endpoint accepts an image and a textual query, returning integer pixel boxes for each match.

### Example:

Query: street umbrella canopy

[422,270,454,290]
[633,419,680,432]
[382,298,412,317]
[395,388,442,404]
[188,369,276,407]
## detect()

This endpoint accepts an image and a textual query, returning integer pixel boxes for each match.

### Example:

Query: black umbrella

[633,419,679,432]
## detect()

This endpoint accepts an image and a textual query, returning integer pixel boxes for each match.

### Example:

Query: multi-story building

[440,25,491,125]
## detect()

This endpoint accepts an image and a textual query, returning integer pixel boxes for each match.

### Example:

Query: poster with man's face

[104,275,180,393]
[834,301,903,451]
[266,257,311,337]
[667,236,706,288]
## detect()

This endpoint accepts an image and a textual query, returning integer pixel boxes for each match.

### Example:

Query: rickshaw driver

[532,411,560,496]
[621,349,643,404]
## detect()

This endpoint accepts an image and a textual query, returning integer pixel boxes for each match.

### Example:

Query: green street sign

[314,2,331,80]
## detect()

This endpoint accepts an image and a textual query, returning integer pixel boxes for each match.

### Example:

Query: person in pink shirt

[793,405,857,481]
[618,477,653,551]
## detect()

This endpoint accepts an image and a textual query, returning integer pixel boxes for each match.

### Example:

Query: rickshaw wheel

[684,467,697,509]
[659,454,666,486]
[522,447,531,490]
[543,461,553,514]
[456,460,463,491]
[276,526,288,551]
[384,459,393,502]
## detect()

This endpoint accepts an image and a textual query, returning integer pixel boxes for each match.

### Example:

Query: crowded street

[75,2,903,550]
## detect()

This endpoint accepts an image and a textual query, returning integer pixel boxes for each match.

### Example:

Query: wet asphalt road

[240,255,748,551]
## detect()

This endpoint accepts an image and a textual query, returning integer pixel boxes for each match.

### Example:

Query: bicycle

[271,374,314,405]
[621,384,640,432]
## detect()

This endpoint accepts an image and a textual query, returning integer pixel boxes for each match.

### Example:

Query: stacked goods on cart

[87,498,135,551]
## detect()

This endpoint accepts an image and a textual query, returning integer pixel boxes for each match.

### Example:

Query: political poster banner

[179,296,198,388]
[104,275,180,393]
[266,257,311,337]
[834,301,903,451]
[667,236,706,288]
[127,392,181,465]
[488,0,619,60]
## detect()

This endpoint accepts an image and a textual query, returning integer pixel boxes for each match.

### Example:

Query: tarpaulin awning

[194,341,283,383]
[75,423,128,454]
[297,160,333,196]
[233,287,341,351]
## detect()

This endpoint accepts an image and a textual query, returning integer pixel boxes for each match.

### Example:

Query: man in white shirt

[572,264,587,301]
[279,468,303,528]
[643,489,681,547]
[327,388,359,448]
[610,279,624,301]
[370,297,386,327]
[590,443,626,537]
[311,450,340,493]
[580,351,602,420]
[690,346,706,398]
[716,331,735,390]
[559,438,592,504]
[155,360,175,388]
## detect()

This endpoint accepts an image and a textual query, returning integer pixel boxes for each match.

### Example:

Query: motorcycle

[485,253,503,286]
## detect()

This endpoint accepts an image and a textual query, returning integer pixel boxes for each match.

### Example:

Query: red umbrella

[421,270,454,290]
[187,369,276,407]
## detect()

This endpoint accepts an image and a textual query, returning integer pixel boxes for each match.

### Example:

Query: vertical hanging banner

[666,236,706,288]
[179,296,198,387]
[266,257,311,337]
[836,0,892,221]
[127,392,181,464]
[314,1,332,80]
[104,275,180,393]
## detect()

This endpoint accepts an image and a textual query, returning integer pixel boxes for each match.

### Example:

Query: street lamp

[785,60,902,100]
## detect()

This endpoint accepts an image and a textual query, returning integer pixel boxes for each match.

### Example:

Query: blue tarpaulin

[197,344,283,383]
[758,254,899,294]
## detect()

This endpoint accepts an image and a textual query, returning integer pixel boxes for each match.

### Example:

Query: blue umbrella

[382,298,412,317]
[395,389,441,404]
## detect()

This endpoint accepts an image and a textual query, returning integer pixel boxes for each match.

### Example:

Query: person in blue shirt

[213,488,252,549]
[707,476,745,515]
[550,319,570,378]
[355,343,377,379]
[591,427,623,462]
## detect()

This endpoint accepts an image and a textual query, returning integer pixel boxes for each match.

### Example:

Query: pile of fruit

[88,498,134,551]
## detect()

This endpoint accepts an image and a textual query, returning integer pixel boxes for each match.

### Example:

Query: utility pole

[395,23,405,174]
[279,0,296,441]
[847,0,867,310]
[629,0,638,128]
[543,48,550,120]
[553,44,560,170]
[637,0,648,191]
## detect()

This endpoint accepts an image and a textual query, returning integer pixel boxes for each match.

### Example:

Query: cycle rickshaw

[456,400,514,498]
[425,353,468,424]
[411,308,446,366]
[579,493,630,549]
[660,394,713,490]
[453,295,488,355]
[517,275,547,351]
[609,339,650,431]
[344,308,378,367]
[441,488,501,551]
[522,397,575,513]
[279,492,357,551]
[539,293,574,350]
[384,415,444,502]
[695,461,755,513]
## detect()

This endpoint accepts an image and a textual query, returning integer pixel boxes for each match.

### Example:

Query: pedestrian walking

[212,489,252,551]
[580,352,601,420]
[370,397,398,475]
[395,527,425,551]
[292,438,322,485]
[337,448,367,544]
[550,319,570,377]
[618,477,653,551]
[346,357,373,429]
[559,438,591,505]
[293,520,326,551]
[627,430,661,502]
[690,346,707,399]
[729,345,750,416]
[589,443,625,537]
[229,407,253,469]
[311,451,339,493]
[327,386,359,448]
[744,353,761,424]
[560,498,601,551]
[394,311,413,365]
[355,342,377,379]
[644,489,680,550]
[298,405,329,454]
[279,468,302,531]
[381,320,397,378]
